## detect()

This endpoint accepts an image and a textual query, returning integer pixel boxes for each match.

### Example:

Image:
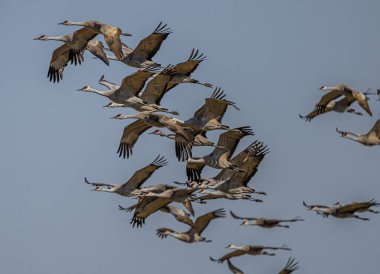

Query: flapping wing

[47,44,71,83]
[315,90,342,113]
[192,208,226,235]
[210,250,246,264]
[117,120,152,159]
[86,39,109,65]
[131,197,172,227]
[279,257,299,274]
[156,227,176,239]
[102,25,124,60]
[193,87,239,124]
[186,159,206,181]
[230,210,257,221]
[208,127,254,160]
[173,48,206,75]
[175,127,198,161]
[121,155,168,190]
[129,22,171,61]
[367,119,380,137]
[116,66,159,99]
[227,259,245,274]
[215,141,269,186]
[72,27,98,55]
[139,65,174,104]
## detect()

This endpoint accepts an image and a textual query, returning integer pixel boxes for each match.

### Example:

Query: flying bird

[336,119,380,146]
[106,21,171,68]
[156,208,225,243]
[230,211,304,228]
[59,20,132,60]
[84,155,167,196]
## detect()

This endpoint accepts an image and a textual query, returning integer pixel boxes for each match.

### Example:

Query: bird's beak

[240,222,245,226]
[76,88,83,91]
[58,21,66,25]
[33,36,41,40]
[121,32,132,37]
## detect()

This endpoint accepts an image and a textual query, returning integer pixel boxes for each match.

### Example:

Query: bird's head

[240,220,249,226]
[58,20,70,25]
[111,114,124,120]
[225,244,234,249]
[33,34,48,41]
[319,85,327,90]
[103,102,113,108]
[77,86,91,92]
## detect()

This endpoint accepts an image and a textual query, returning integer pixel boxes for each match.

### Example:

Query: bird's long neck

[65,21,88,27]
[45,36,68,42]
[344,133,362,143]
[86,87,113,97]
[94,187,116,193]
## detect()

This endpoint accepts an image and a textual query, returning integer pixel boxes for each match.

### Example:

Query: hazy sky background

[1,0,380,273]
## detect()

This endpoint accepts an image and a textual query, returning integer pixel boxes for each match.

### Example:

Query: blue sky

[1,0,380,273]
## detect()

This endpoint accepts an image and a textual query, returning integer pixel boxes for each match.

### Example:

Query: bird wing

[172,48,206,75]
[336,202,371,214]
[193,87,239,124]
[162,205,195,227]
[131,197,172,227]
[230,210,257,220]
[86,39,109,65]
[120,155,168,191]
[71,27,98,54]
[278,257,299,274]
[315,90,342,112]
[139,65,174,104]
[227,259,245,274]
[191,208,226,235]
[208,127,254,160]
[129,22,171,61]
[117,120,152,159]
[367,119,380,137]
[48,44,71,83]
[210,250,246,264]
[102,25,124,60]
[156,227,176,239]
[215,141,269,186]
[186,159,206,181]
[116,66,159,99]
[175,128,197,161]
[357,97,372,116]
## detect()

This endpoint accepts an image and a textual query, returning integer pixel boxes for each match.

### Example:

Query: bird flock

[35,19,380,274]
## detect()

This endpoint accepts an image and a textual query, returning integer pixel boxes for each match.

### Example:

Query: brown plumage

[230,211,304,228]
[279,257,299,274]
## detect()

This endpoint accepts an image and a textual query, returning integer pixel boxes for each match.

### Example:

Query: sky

[1,0,380,273]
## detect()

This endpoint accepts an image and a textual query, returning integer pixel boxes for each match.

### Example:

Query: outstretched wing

[129,22,171,61]
[116,66,159,99]
[209,250,245,264]
[227,259,245,274]
[71,27,98,55]
[86,39,109,65]
[120,155,168,191]
[279,257,299,274]
[186,159,206,181]
[367,119,380,137]
[315,90,342,113]
[230,210,257,221]
[208,127,254,160]
[192,208,226,235]
[156,227,176,239]
[139,65,174,104]
[102,25,124,60]
[117,120,152,159]
[131,197,172,227]
[48,44,71,83]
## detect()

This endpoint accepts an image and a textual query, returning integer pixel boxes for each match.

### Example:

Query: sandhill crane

[84,155,167,196]
[130,188,197,227]
[175,87,239,161]
[303,199,379,220]
[336,119,380,146]
[113,111,187,158]
[106,22,171,68]
[186,127,254,181]
[59,20,132,60]
[160,205,195,227]
[227,259,244,274]
[299,93,362,122]
[210,244,291,263]
[156,208,225,243]
[230,211,304,228]
[166,48,213,90]
[319,84,374,116]
[148,129,217,147]
[34,29,99,82]
[279,257,299,274]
